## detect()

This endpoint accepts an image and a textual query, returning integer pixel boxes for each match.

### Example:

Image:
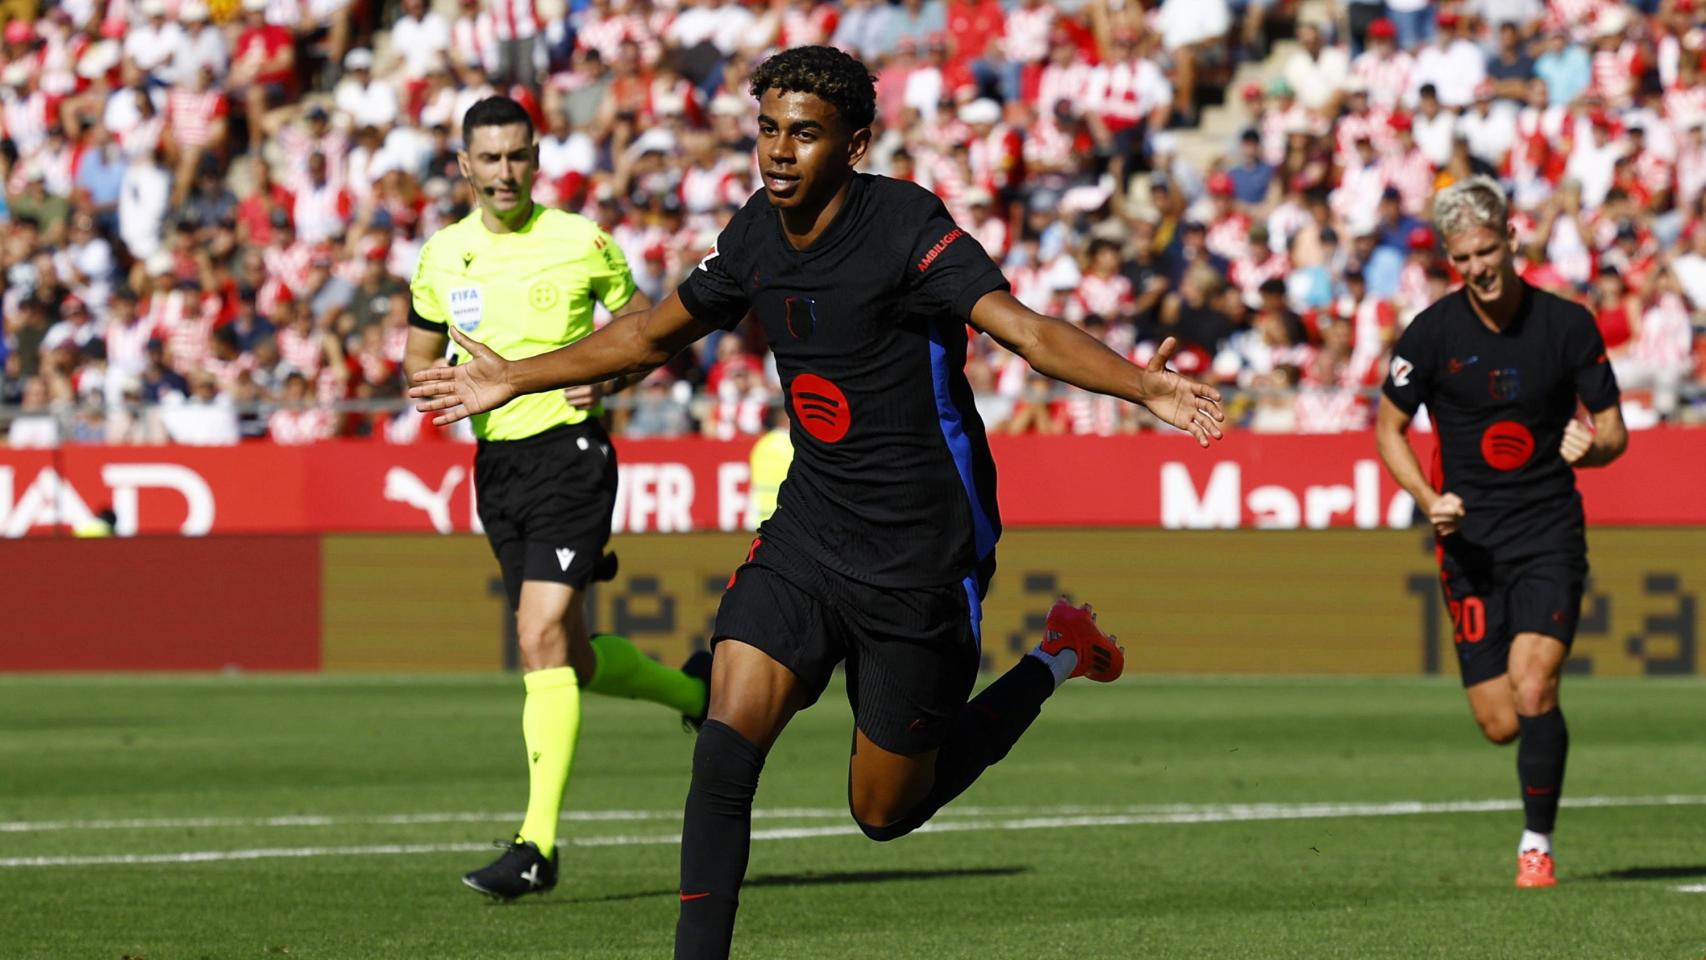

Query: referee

[404,96,710,900]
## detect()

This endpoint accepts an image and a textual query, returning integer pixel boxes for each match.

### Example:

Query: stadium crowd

[1,0,1704,446]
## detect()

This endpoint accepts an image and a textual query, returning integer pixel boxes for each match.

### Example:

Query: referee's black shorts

[713,534,984,756]
[1437,535,1586,688]
[475,420,618,609]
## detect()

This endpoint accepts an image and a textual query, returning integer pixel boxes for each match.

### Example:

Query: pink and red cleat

[1041,600,1126,683]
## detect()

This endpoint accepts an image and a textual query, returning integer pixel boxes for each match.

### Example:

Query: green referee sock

[587,634,708,717]
[517,666,581,855]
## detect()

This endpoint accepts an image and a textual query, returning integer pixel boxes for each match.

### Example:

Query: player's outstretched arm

[967,290,1225,447]
[1374,395,1463,535]
[409,291,717,426]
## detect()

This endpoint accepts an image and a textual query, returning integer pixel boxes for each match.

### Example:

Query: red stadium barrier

[1,430,1702,536]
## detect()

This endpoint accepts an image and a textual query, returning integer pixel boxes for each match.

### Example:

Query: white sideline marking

[1675,884,1706,893]
[5,795,1705,836]
[3,795,1705,868]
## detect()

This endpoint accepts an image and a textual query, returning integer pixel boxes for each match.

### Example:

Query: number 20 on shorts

[1448,596,1487,645]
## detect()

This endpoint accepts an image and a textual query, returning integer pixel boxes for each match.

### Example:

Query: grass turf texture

[2,674,1703,960]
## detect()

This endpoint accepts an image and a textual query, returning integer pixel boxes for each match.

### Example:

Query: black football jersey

[1383,283,1620,558]
[679,174,1010,590]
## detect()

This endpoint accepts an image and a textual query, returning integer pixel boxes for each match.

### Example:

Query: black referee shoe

[462,838,557,901]
[681,649,713,732]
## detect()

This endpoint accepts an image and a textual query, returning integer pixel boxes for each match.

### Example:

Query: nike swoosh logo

[680,891,711,901]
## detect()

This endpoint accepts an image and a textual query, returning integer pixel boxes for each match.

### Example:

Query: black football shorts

[1436,536,1586,687]
[713,534,983,756]
[475,421,618,609]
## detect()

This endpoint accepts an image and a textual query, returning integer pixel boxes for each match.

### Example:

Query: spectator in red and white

[1,62,51,158]
[1230,227,1290,309]
[259,214,316,317]
[999,0,1052,95]
[1030,27,1089,120]
[173,2,229,85]
[230,0,297,153]
[1381,112,1435,217]
[960,97,1021,195]
[117,148,171,261]
[123,0,184,84]
[754,0,841,51]
[1565,109,1624,209]
[1087,28,1172,182]
[1350,18,1412,115]
[267,102,349,193]
[291,152,353,245]
[871,0,945,58]
[703,357,771,440]
[1283,17,1349,116]
[1336,267,1397,381]
[1295,311,1371,433]
[1617,262,1697,419]
[1670,221,1706,311]
[1675,121,1706,215]
[1075,236,1134,322]
[961,188,1008,261]
[1410,9,1486,109]
[666,0,758,59]
[1408,84,1455,167]
[164,65,230,206]
[1458,81,1517,167]
[1586,6,1641,108]
[488,0,542,88]
[267,370,336,443]
[103,288,156,389]
[384,0,451,91]
[334,48,400,132]
[450,0,498,73]
[902,32,958,122]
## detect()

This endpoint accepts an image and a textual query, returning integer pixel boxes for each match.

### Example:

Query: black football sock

[858,655,1055,841]
[1517,707,1568,837]
[676,720,765,960]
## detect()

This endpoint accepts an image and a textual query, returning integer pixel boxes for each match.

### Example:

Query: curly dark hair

[748,46,876,132]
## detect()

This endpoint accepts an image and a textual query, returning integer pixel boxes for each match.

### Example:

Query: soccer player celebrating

[405,95,712,901]
[411,48,1224,954]
[1375,175,1628,889]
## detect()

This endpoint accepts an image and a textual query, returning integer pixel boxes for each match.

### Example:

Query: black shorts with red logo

[1436,535,1587,687]
[713,532,983,756]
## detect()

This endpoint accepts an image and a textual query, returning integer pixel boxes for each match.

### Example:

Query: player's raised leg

[463,578,585,900]
[676,639,807,960]
[1509,631,1569,888]
[851,599,1124,842]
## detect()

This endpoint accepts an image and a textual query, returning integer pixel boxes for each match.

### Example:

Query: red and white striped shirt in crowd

[780,3,838,47]
[1676,139,1706,209]
[1634,292,1695,368]
[292,182,353,245]
[1090,57,1170,131]
[278,324,329,376]
[968,125,1023,192]
[1333,109,1389,163]
[146,290,217,374]
[1332,158,1387,225]
[1546,0,1614,40]
[105,317,160,378]
[1022,116,1075,172]
[1206,211,1252,264]
[1231,251,1290,307]
[38,28,85,97]
[707,383,770,441]
[679,160,744,214]
[166,88,227,149]
[574,10,636,64]
[1633,147,1672,200]
[26,138,77,197]
[969,213,1008,261]
[1076,272,1133,319]
[1340,293,1396,370]
[267,407,335,444]
[1351,50,1412,114]
[1264,200,1311,254]
[1380,148,1434,217]
[1516,103,1571,145]
[1004,5,1054,64]
[205,353,258,396]
[1397,258,1431,316]
[1032,59,1093,119]
[1294,383,1369,433]
[275,125,348,192]
[1059,390,1125,436]
[1663,84,1706,134]
[487,0,539,40]
[451,10,498,70]
[2,90,51,155]
[1590,43,1642,107]
[1005,260,1050,312]
[260,242,316,318]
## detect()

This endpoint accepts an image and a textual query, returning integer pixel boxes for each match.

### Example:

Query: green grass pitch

[2,674,1704,959]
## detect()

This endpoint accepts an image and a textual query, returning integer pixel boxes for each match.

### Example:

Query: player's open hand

[1427,491,1465,537]
[563,381,605,410]
[1144,337,1225,448]
[1559,418,1594,464]
[409,325,518,425]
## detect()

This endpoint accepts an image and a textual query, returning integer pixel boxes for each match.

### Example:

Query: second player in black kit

[411,46,1225,957]
[1376,175,1628,889]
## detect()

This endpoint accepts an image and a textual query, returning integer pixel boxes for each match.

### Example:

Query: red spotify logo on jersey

[1481,421,1535,471]
[791,373,851,443]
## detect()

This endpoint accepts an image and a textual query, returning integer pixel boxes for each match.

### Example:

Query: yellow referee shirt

[410,205,638,441]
